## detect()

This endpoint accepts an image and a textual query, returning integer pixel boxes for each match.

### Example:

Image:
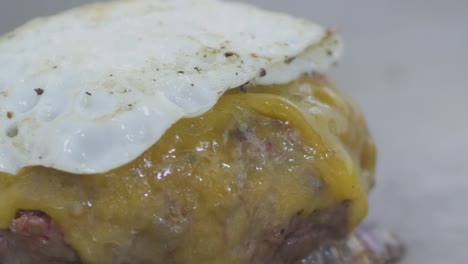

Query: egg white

[0,0,342,174]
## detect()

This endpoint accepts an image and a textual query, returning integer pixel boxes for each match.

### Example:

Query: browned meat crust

[0,210,404,264]
[265,201,351,263]
[0,210,82,264]
[0,203,350,264]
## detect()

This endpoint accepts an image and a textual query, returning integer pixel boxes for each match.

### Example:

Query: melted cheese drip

[0,77,375,264]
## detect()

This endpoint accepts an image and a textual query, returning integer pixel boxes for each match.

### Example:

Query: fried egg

[0,0,341,175]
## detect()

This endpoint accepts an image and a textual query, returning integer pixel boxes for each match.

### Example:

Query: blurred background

[1,1,467,263]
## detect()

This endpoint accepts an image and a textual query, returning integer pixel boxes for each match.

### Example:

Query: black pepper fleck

[85,92,92,96]
[34,88,44,96]
[110,74,114,77]
[52,65,58,69]
[239,82,250,93]
[326,49,333,56]
[284,56,296,64]
[224,52,237,58]
[235,72,239,76]
[194,66,201,72]
[191,83,195,87]
[259,68,266,77]
[177,71,185,74]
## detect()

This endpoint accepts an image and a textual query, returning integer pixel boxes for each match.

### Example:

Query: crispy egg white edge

[0,0,342,175]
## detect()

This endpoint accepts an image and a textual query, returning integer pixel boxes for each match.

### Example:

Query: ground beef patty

[0,77,377,263]
[0,210,404,264]
[0,203,349,264]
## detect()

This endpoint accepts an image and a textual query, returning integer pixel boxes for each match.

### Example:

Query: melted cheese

[0,77,375,263]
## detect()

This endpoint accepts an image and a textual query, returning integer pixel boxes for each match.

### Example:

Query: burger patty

[0,210,404,264]
[0,116,354,264]
[0,202,349,264]
[0,76,376,263]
